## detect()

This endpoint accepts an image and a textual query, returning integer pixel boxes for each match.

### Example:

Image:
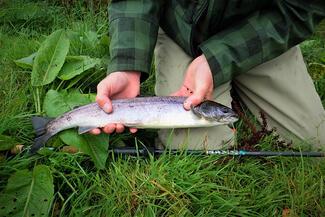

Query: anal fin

[78,126,97,134]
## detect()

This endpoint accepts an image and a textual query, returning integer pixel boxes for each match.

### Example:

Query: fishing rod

[110,147,325,157]
[18,145,325,158]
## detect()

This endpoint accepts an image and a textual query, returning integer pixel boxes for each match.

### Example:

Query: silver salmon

[31,96,238,153]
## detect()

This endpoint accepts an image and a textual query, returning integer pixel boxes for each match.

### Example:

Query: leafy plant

[58,56,101,80]
[31,29,70,86]
[60,130,109,169]
[0,165,54,217]
[43,89,95,117]
[13,28,107,168]
[13,52,37,70]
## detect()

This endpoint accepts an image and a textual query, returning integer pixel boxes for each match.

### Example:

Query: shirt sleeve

[199,0,325,87]
[107,0,164,74]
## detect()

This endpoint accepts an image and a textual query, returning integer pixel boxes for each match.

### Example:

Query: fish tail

[32,116,52,136]
[30,134,53,154]
[30,116,53,154]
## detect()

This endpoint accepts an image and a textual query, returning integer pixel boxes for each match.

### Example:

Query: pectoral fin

[78,126,97,134]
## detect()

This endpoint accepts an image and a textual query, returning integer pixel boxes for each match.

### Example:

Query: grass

[2,149,325,216]
[0,1,325,216]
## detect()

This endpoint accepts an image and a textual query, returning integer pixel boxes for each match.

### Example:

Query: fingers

[103,124,117,134]
[129,128,138,133]
[115,124,125,133]
[99,124,137,134]
[89,128,101,135]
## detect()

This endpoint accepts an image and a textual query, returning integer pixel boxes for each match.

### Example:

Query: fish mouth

[218,114,239,124]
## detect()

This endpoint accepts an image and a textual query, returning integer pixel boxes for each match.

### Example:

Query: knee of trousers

[234,46,325,150]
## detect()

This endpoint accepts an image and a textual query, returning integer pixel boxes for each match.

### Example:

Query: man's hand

[90,71,141,135]
[172,54,214,110]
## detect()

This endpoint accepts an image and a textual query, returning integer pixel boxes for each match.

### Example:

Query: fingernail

[184,101,190,110]
[103,103,111,113]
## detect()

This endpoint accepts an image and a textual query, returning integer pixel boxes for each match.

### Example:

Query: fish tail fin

[30,116,53,154]
[30,134,52,154]
[32,116,52,137]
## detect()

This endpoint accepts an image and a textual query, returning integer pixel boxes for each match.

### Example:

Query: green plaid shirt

[107,0,325,87]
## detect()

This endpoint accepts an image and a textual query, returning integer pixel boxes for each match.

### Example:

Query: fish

[31,96,238,153]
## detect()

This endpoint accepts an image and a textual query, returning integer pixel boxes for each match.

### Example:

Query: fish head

[191,100,238,124]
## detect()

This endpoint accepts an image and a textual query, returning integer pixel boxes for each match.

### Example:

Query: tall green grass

[1,149,324,216]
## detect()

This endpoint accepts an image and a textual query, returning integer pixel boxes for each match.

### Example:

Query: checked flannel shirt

[107,0,325,87]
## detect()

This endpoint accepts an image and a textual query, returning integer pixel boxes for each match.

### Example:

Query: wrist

[123,71,141,84]
[110,71,141,81]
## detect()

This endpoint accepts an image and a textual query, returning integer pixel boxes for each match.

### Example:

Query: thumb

[183,86,207,110]
[96,82,113,113]
[183,93,204,110]
[96,94,112,113]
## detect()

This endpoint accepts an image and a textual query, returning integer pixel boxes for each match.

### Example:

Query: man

[91,1,325,150]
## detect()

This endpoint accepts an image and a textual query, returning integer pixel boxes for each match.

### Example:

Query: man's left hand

[172,54,214,110]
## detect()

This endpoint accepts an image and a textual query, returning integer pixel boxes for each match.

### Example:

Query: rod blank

[111,147,325,157]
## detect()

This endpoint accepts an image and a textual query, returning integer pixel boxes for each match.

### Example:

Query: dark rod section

[111,147,325,157]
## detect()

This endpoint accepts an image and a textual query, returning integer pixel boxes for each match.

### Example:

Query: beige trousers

[154,29,325,150]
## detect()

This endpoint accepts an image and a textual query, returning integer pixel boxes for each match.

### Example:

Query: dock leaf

[60,130,109,169]
[31,29,70,86]
[43,89,95,117]
[14,52,37,70]
[58,55,101,80]
[0,165,54,217]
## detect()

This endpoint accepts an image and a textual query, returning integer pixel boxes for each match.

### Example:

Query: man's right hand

[90,71,141,135]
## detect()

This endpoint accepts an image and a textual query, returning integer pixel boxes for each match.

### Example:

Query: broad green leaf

[58,56,101,80]
[0,134,17,151]
[32,29,70,86]
[0,165,54,217]
[60,130,109,169]
[43,89,95,117]
[14,52,37,70]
